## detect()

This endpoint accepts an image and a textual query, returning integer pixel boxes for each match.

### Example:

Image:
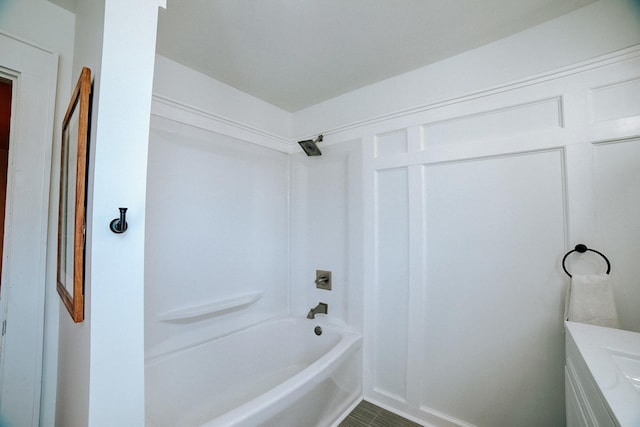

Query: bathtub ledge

[158,291,263,322]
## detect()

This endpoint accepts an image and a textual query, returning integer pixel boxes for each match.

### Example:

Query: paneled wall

[360,49,640,426]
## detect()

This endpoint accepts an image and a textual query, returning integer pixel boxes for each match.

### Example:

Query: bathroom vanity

[565,321,640,426]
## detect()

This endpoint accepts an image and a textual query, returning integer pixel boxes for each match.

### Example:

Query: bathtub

[145,317,362,427]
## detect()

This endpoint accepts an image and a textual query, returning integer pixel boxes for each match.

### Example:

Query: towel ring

[562,244,611,278]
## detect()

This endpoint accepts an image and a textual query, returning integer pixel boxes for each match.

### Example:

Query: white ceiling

[161,2,597,112]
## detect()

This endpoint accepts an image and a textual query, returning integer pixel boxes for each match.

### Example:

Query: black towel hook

[562,244,611,277]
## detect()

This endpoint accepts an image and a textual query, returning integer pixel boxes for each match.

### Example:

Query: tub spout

[307,302,328,319]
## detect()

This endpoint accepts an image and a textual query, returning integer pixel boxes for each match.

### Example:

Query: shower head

[298,135,323,156]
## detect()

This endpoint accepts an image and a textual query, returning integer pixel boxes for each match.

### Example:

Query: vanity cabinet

[565,321,640,427]
[566,331,616,427]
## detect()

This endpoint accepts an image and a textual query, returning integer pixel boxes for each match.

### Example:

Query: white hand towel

[567,274,619,328]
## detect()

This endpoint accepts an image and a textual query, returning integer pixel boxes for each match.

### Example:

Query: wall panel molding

[420,149,566,426]
[591,137,640,331]
[311,45,640,142]
[372,167,410,401]
[151,94,292,153]
[422,97,563,146]
[373,143,572,171]
[366,147,570,426]
[358,51,640,174]
[590,77,640,123]
[405,164,426,408]
[374,129,407,158]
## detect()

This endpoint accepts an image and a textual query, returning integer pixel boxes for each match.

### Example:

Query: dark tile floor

[339,400,423,427]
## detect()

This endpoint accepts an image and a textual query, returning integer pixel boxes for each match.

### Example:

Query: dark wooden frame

[57,67,91,323]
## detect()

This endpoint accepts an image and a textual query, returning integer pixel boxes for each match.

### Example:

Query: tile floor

[339,400,422,427]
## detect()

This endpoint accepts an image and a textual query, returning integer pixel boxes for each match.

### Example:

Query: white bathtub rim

[198,324,362,427]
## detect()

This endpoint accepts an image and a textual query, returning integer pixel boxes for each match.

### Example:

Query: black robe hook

[109,207,128,234]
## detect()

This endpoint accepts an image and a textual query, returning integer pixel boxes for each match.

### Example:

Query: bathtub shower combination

[145,317,362,427]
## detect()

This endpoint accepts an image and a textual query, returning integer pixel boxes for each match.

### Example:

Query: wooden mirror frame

[57,67,91,323]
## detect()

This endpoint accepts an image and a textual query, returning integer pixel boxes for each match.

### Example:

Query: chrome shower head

[298,135,323,156]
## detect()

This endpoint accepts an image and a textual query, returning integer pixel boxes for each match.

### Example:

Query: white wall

[55,2,103,425]
[0,2,74,425]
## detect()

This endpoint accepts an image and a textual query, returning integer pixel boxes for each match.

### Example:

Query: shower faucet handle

[315,270,332,290]
[315,275,328,284]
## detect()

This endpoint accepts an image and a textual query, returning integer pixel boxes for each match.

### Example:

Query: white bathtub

[145,317,362,427]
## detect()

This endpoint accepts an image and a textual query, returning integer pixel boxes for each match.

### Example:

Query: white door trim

[0,31,58,427]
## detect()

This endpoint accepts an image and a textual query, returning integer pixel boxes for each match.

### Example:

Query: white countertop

[566,321,640,427]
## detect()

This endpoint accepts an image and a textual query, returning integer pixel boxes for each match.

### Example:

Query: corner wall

[55,0,165,425]
[289,140,364,331]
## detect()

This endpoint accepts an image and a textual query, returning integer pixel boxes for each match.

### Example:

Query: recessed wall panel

[375,129,407,157]
[374,168,409,399]
[593,138,640,331]
[421,150,566,426]
[423,98,562,146]
[591,79,640,122]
